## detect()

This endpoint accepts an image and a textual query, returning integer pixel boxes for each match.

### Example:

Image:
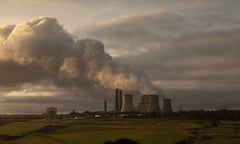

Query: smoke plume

[0,17,159,96]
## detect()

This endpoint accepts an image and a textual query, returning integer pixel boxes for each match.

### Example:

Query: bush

[103,138,138,144]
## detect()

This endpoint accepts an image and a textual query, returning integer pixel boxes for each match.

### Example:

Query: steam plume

[0,17,159,95]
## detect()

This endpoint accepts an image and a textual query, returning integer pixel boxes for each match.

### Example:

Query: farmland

[0,118,239,144]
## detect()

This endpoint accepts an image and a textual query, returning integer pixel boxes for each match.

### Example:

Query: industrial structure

[139,95,150,113]
[119,90,122,110]
[114,89,172,114]
[121,94,134,112]
[139,95,160,113]
[163,98,173,113]
[46,107,57,119]
[104,99,107,112]
[115,89,123,112]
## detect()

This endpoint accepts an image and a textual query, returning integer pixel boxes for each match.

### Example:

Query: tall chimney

[119,89,123,111]
[115,89,119,111]
[104,99,107,112]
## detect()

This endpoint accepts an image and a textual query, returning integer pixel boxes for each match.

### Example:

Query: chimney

[119,89,123,111]
[115,89,119,112]
[104,99,107,112]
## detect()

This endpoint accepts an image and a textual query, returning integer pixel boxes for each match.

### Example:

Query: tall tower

[119,89,123,111]
[121,94,134,112]
[115,89,119,111]
[163,98,173,113]
[104,99,107,112]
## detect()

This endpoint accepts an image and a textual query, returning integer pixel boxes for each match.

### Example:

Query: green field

[0,118,239,144]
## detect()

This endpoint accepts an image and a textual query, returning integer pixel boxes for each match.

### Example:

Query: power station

[113,89,172,114]
[43,90,173,120]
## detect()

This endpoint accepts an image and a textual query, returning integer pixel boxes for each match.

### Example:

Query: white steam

[0,17,159,95]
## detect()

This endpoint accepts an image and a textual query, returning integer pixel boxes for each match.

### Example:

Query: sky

[0,0,240,113]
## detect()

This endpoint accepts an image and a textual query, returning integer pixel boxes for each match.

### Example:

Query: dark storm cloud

[0,61,47,86]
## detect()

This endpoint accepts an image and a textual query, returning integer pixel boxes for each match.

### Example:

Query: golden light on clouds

[6,90,59,97]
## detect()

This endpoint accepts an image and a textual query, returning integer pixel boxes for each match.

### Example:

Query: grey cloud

[75,10,240,109]
[0,61,45,86]
[167,90,240,110]
[0,17,159,98]
[126,28,240,91]
[76,11,196,56]
[0,80,115,113]
[79,11,240,91]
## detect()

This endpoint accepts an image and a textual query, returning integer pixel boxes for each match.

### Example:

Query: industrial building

[46,107,57,119]
[115,89,123,112]
[114,89,172,114]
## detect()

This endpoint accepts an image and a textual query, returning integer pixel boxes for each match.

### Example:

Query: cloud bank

[0,17,159,97]
[76,10,240,110]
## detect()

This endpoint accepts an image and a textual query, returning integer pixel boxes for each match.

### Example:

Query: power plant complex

[113,89,172,114]
[45,89,172,119]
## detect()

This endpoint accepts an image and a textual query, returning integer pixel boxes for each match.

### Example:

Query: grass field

[0,118,239,144]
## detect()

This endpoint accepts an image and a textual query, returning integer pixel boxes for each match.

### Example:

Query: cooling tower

[147,95,160,113]
[139,95,160,113]
[163,98,173,113]
[121,94,134,112]
[139,95,150,113]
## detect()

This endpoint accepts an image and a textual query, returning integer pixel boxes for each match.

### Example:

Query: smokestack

[119,89,123,111]
[121,94,134,112]
[104,99,107,112]
[163,98,172,113]
[115,89,119,112]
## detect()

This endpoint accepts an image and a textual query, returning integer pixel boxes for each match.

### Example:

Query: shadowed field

[0,118,239,144]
